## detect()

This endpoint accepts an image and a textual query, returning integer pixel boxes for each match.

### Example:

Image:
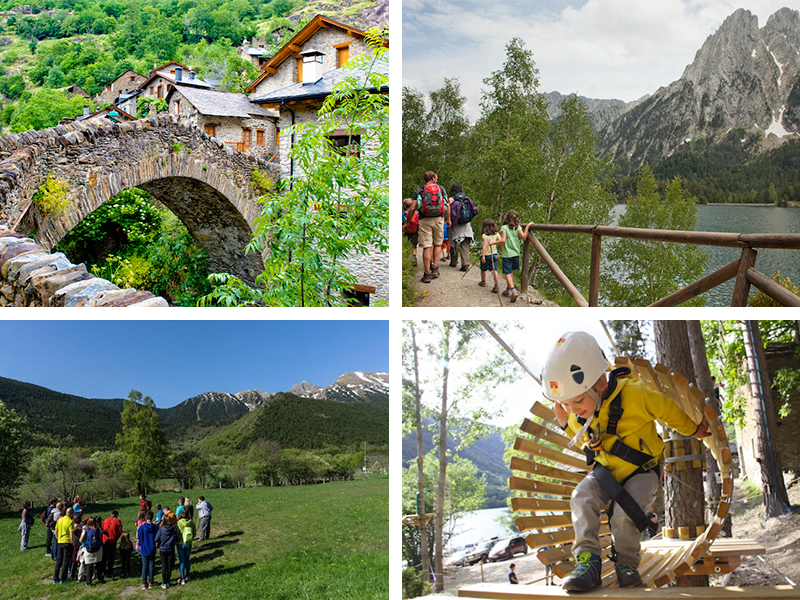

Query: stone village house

[165,84,278,160]
[244,15,390,303]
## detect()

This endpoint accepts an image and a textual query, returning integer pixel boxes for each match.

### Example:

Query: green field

[0,477,388,599]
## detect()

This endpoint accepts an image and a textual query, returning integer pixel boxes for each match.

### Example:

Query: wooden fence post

[521,235,531,293]
[731,247,757,306]
[590,233,602,306]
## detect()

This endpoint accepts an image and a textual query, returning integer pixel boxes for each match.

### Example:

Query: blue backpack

[87,528,102,553]
[452,192,477,224]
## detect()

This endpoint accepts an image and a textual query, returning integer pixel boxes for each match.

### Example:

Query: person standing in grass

[118,531,133,578]
[498,209,532,303]
[176,511,196,585]
[81,516,104,586]
[196,496,213,541]
[101,509,122,579]
[137,511,158,589]
[53,506,74,584]
[155,516,178,589]
[19,501,34,550]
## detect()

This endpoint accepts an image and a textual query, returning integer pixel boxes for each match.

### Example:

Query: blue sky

[403,0,799,121]
[1,320,388,408]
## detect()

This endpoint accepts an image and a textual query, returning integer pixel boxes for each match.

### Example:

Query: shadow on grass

[193,548,224,563]
[194,538,239,553]
[207,530,244,540]
[191,561,256,580]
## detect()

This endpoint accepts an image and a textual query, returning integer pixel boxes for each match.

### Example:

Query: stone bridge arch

[0,114,278,284]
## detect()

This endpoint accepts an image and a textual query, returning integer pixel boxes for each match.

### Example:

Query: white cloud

[403,0,800,121]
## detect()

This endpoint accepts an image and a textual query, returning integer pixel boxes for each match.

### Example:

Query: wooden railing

[520,224,800,307]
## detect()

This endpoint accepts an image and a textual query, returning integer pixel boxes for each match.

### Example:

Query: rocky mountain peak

[598,6,800,167]
[287,380,324,397]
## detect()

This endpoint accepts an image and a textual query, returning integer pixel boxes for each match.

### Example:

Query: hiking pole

[460,260,478,279]
[477,320,541,385]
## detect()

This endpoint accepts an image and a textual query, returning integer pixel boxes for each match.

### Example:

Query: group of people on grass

[402,171,532,302]
[21,492,213,589]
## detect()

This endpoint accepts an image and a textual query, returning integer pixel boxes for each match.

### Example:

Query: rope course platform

[457,583,800,599]
[464,355,787,598]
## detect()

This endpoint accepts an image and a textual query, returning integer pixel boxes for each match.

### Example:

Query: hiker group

[402,171,532,302]
[26,492,213,589]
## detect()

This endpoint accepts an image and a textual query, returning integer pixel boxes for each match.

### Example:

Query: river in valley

[611,204,800,306]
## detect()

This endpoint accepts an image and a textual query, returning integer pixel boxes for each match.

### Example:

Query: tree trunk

[741,320,792,517]
[410,323,431,587]
[654,320,708,587]
[433,323,451,593]
[686,321,731,537]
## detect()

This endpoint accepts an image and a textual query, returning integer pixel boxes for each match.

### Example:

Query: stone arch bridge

[0,114,278,284]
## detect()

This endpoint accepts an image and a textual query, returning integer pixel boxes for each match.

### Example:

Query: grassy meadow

[0,477,389,599]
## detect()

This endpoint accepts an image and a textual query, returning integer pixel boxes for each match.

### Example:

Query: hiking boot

[615,564,643,587]
[460,265,469,272]
[562,551,601,592]
[431,266,440,278]
[491,284,499,293]
[502,288,512,297]
[510,288,518,302]
[421,272,432,283]
[413,256,417,266]
[479,281,487,287]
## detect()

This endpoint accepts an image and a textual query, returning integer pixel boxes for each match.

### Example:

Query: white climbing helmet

[541,331,609,401]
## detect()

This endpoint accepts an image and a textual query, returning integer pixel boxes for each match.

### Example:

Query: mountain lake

[610,203,800,306]
[447,506,514,551]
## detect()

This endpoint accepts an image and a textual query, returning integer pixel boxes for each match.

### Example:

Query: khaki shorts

[418,216,444,248]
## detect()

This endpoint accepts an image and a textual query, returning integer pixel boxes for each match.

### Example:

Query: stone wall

[0,229,167,306]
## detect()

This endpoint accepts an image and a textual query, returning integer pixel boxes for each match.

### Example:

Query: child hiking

[402,198,419,265]
[540,331,710,592]
[479,218,501,293]
[498,210,531,302]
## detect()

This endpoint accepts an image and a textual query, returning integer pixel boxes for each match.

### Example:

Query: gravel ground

[410,257,557,307]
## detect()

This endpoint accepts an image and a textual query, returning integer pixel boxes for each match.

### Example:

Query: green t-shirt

[500,224,522,258]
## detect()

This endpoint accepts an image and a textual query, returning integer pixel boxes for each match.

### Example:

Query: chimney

[83,106,90,118]
[175,67,182,82]
[189,71,196,81]
[300,49,324,85]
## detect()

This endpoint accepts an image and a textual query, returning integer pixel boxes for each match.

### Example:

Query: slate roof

[249,56,389,104]
[168,85,278,119]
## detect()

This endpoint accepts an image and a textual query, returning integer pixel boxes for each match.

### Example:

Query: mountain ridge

[594,7,800,167]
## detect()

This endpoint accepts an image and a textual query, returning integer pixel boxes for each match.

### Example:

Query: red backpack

[404,210,419,233]
[420,182,445,217]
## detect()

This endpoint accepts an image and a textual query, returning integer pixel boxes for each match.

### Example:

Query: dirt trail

[410,256,558,307]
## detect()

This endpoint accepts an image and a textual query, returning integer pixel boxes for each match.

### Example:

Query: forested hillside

[0,376,123,446]
[199,392,389,454]
[0,0,381,133]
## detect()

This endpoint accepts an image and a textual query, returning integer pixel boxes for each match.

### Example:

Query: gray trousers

[570,468,658,568]
[449,238,472,268]
[199,515,211,540]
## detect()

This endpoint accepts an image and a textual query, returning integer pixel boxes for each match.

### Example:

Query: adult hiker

[196,496,213,541]
[414,171,450,283]
[447,183,477,271]
[101,509,122,578]
[19,501,34,550]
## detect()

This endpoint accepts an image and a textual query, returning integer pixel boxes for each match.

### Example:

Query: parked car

[488,536,529,562]
[444,549,470,567]
[465,540,494,565]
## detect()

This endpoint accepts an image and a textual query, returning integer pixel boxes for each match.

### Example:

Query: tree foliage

[0,400,27,507]
[201,30,388,307]
[605,166,707,306]
[115,389,167,495]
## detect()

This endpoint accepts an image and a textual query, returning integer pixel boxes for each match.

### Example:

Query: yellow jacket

[565,372,698,482]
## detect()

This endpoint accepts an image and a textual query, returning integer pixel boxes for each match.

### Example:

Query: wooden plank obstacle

[459,357,800,598]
